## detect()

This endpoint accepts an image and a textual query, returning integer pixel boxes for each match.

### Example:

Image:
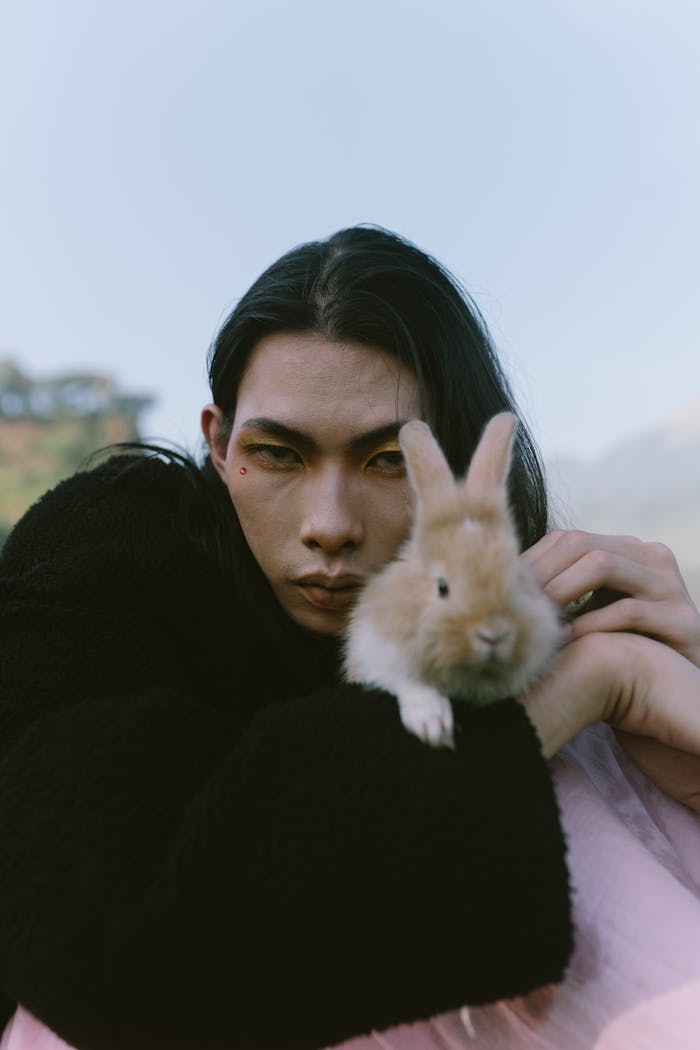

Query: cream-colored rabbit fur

[343,412,561,747]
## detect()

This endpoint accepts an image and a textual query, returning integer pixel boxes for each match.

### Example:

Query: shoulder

[0,453,216,576]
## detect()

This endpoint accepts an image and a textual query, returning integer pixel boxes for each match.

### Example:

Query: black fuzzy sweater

[0,455,572,1050]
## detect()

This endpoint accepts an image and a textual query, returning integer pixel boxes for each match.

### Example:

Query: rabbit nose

[474,622,514,656]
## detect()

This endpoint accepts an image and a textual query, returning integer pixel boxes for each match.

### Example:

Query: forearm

[0,463,573,1048]
[612,637,700,811]
[0,688,571,1050]
[519,634,610,759]
[521,631,700,811]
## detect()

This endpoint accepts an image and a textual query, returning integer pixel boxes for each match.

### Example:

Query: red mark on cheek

[239,467,247,476]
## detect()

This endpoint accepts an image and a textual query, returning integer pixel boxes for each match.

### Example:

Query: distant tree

[0,358,33,417]
[47,373,115,416]
[0,357,155,552]
[0,356,154,429]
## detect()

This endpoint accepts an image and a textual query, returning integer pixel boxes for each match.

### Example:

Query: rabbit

[343,412,562,749]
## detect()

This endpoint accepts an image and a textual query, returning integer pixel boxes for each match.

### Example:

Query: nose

[473,619,514,659]
[299,466,364,555]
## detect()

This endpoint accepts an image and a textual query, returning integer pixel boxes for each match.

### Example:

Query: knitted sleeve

[0,460,572,1050]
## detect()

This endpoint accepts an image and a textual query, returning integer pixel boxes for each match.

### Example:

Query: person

[0,225,699,1050]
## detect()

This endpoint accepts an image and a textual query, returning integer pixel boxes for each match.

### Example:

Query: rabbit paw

[398,687,454,748]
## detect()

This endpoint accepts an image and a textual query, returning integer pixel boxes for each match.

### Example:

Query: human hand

[522,530,700,668]
[520,632,700,810]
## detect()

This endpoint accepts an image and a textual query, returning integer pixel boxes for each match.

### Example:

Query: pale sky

[1,0,698,462]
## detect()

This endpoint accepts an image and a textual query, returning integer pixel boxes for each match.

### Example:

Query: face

[202,332,422,635]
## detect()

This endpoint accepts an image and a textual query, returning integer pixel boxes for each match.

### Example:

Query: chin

[287,604,349,637]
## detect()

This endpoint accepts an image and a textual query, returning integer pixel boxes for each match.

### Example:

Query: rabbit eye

[437,577,449,598]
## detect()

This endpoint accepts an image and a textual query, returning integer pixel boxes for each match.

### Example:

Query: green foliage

[0,359,153,552]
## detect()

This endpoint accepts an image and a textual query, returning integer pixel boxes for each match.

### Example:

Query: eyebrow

[238,417,408,453]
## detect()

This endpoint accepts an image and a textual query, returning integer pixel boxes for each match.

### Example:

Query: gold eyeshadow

[238,435,403,472]
[240,438,291,450]
[238,435,301,458]
[360,442,403,470]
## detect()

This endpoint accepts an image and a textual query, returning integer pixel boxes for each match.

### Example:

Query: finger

[521,530,568,566]
[524,530,679,589]
[522,532,699,659]
[570,597,700,668]
[523,530,645,587]
[605,636,700,760]
[543,550,673,608]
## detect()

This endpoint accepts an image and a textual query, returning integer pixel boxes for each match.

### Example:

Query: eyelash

[245,444,405,474]
[364,449,405,473]
[247,444,302,468]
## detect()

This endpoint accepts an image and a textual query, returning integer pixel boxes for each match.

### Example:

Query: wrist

[520,634,615,758]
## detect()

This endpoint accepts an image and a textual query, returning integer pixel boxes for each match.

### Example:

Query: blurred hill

[0,357,154,548]
[547,397,700,607]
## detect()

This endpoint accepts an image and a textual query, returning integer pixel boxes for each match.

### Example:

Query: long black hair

[106,226,549,652]
[207,225,548,546]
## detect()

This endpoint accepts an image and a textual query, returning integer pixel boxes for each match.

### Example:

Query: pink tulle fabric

[3,724,699,1050]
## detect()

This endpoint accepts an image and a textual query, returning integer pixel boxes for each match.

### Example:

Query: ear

[201,403,229,480]
[462,412,517,509]
[399,420,455,505]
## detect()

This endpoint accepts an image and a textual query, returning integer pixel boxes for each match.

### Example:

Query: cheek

[227,473,298,570]
[226,456,285,520]
[367,483,414,555]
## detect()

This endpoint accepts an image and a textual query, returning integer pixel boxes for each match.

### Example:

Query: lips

[294,573,364,612]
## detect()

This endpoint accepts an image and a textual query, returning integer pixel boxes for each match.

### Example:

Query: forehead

[234,331,422,435]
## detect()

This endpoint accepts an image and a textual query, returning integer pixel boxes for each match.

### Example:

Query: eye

[365,449,405,473]
[250,444,303,468]
[437,577,449,598]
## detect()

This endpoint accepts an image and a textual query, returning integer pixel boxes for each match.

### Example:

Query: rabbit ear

[462,412,518,511]
[399,420,455,505]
